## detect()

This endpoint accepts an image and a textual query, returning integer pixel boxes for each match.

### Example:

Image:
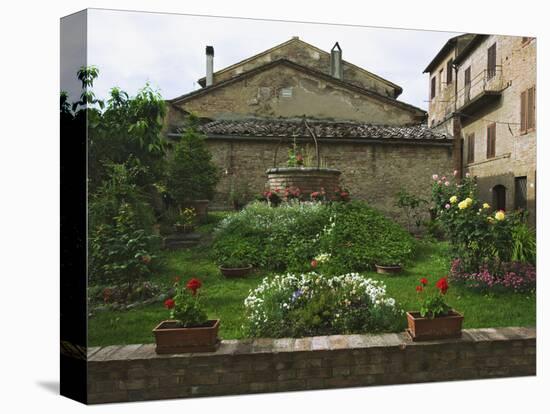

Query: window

[280,87,293,98]
[446,59,453,84]
[520,86,536,133]
[467,133,475,164]
[464,67,471,102]
[493,185,506,211]
[515,177,527,210]
[431,76,436,99]
[438,68,443,92]
[487,43,497,78]
[486,123,496,158]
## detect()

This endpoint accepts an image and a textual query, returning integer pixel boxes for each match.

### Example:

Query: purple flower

[291,289,303,302]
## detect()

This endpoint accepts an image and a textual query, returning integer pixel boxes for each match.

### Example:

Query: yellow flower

[495,210,506,221]
[464,197,473,207]
[450,196,458,204]
[458,200,468,210]
[487,216,495,223]
[483,203,490,209]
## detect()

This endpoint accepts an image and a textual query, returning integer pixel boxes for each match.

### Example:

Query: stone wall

[87,327,536,404]
[207,137,453,223]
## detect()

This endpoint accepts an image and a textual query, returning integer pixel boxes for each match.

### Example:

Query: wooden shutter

[446,59,453,84]
[464,67,471,102]
[487,43,497,78]
[527,87,535,130]
[520,90,527,133]
[431,76,436,99]
[467,133,475,164]
[486,123,496,158]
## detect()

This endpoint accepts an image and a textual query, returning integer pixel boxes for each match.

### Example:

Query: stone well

[266,167,341,199]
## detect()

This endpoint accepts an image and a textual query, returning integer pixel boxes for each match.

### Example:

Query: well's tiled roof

[190,118,451,142]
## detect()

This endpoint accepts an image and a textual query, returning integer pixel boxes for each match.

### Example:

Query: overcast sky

[65,9,462,110]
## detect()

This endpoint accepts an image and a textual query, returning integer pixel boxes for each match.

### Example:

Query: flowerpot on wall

[406,310,464,341]
[184,200,209,222]
[153,319,220,354]
[219,265,253,278]
[375,264,402,274]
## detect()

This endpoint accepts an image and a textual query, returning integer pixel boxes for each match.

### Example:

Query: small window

[280,87,293,98]
[486,123,496,159]
[438,68,444,92]
[464,67,471,102]
[515,176,527,211]
[467,133,475,164]
[446,59,453,84]
[430,76,436,99]
[493,184,506,211]
[520,86,536,133]
[487,43,497,79]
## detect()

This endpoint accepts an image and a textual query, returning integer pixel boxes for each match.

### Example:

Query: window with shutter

[514,177,527,211]
[487,43,497,79]
[431,76,436,99]
[486,123,496,158]
[446,59,453,84]
[467,133,475,164]
[464,67,471,102]
[520,90,527,133]
[527,87,535,130]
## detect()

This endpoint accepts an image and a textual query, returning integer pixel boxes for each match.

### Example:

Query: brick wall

[87,327,535,404]
[208,137,453,224]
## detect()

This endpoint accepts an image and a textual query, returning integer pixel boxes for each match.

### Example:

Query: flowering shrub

[244,272,403,337]
[415,276,451,318]
[449,258,536,293]
[310,188,327,202]
[164,277,208,327]
[333,186,351,202]
[213,201,415,273]
[175,207,196,226]
[262,189,282,206]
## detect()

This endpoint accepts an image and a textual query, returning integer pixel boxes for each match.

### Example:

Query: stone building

[165,37,454,220]
[424,34,536,224]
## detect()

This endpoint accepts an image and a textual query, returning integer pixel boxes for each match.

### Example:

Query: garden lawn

[88,216,535,347]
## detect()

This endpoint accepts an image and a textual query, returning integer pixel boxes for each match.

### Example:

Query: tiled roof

[190,118,451,142]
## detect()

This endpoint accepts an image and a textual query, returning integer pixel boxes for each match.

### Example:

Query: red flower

[311,259,318,268]
[415,285,423,292]
[435,277,449,294]
[420,277,428,286]
[186,278,202,295]
[164,298,175,309]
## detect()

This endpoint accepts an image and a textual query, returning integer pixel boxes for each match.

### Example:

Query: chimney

[330,42,343,80]
[206,46,214,87]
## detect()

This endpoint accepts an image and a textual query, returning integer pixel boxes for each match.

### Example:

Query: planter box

[266,167,341,200]
[153,319,220,354]
[375,264,402,274]
[406,311,464,341]
[219,265,253,278]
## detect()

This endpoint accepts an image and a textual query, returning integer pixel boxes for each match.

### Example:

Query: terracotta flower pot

[219,265,253,278]
[153,319,220,354]
[406,310,464,341]
[375,264,402,274]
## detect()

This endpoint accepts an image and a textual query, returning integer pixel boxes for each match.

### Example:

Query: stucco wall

[206,137,453,223]
[172,64,420,125]
[202,38,400,98]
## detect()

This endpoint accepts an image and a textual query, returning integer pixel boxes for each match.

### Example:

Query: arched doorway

[492,184,506,211]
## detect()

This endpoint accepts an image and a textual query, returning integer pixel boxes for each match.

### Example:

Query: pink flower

[453,170,458,176]
[432,174,439,180]
[465,172,471,178]
[437,180,442,185]
[441,176,447,181]
[445,204,451,209]
[444,181,450,186]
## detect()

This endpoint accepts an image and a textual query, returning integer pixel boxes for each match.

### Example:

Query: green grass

[88,215,536,347]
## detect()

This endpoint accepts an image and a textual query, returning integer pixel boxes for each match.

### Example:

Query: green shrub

[167,117,220,203]
[244,272,404,338]
[510,222,536,264]
[212,200,415,272]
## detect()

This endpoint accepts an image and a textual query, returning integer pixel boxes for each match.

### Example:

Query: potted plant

[218,256,253,278]
[167,115,220,222]
[374,250,403,274]
[153,277,220,353]
[173,207,196,233]
[406,276,463,341]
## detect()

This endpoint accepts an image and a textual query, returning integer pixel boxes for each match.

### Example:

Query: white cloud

[86,9,459,110]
